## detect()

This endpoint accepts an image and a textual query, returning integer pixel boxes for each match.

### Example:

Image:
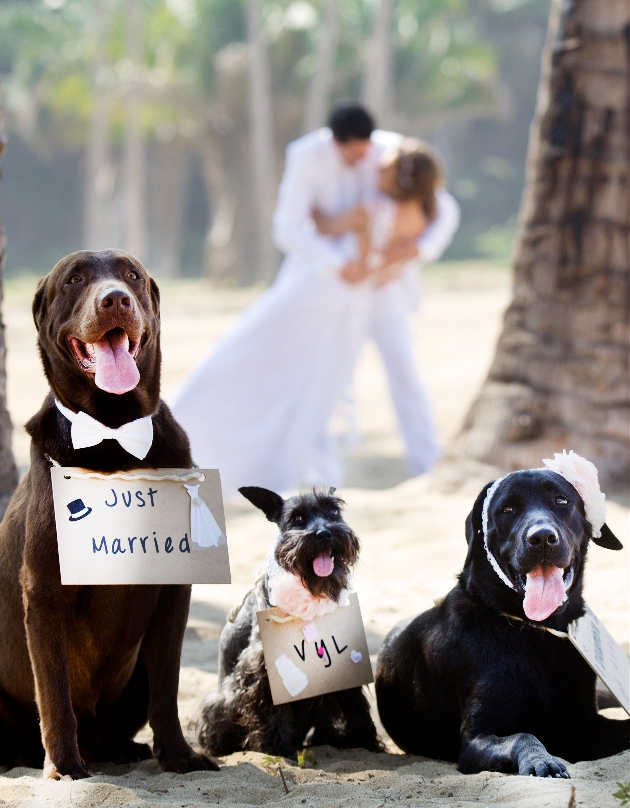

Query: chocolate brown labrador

[0,249,218,779]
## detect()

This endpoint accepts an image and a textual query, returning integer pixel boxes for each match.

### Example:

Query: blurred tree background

[0,0,550,283]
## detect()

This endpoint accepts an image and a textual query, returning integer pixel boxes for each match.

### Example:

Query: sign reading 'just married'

[51,467,231,585]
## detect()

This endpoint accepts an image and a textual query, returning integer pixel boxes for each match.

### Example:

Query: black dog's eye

[127,271,139,280]
[555,496,568,505]
[67,274,82,285]
[502,506,514,513]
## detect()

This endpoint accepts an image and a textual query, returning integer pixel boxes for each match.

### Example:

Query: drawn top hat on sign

[67,499,92,521]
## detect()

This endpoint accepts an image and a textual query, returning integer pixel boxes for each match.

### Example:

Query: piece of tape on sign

[257,593,373,705]
[50,466,231,585]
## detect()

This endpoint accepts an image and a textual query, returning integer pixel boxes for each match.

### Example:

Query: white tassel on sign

[184,484,225,548]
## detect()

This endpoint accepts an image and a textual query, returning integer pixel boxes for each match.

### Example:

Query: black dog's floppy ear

[465,481,494,545]
[239,486,284,524]
[592,523,623,551]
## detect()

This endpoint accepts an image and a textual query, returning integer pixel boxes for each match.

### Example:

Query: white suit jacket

[272,128,461,278]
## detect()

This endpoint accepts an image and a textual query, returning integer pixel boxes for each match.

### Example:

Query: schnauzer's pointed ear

[328,486,336,496]
[238,486,284,524]
[592,523,623,551]
[465,481,494,545]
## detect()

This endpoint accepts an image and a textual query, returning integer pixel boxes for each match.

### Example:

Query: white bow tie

[55,399,154,460]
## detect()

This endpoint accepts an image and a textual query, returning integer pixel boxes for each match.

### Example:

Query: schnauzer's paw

[158,747,219,773]
[519,754,570,778]
[44,754,91,780]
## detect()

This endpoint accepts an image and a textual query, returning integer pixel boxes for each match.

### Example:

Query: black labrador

[376,468,628,777]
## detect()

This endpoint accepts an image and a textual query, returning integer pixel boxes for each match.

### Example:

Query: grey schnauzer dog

[197,486,383,758]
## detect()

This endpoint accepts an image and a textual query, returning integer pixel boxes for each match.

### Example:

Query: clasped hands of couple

[312,205,420,287]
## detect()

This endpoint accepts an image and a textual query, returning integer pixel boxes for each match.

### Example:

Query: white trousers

[365,281,441,476]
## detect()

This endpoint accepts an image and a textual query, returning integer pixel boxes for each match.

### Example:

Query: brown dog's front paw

[156,746,219,773]
[43,754,91,780]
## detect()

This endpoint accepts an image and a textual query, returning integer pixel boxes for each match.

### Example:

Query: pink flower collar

[268,568,349,623]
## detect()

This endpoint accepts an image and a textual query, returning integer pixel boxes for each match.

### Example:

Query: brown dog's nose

[99,289,131,312]
[527,528,559,547]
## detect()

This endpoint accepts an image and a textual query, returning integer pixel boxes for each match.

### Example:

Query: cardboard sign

[569,604,629,715]
[257,593,373,705]
[51,467,231,585]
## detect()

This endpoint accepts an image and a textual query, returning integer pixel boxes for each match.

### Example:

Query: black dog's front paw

[519,754,569,778]
[157,744,219,773]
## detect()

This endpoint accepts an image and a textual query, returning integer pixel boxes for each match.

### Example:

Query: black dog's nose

[527,529,559,547]
[316,528,331,541]
[100,289,131,311]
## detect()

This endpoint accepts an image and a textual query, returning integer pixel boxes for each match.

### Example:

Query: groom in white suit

[272,103,460,476]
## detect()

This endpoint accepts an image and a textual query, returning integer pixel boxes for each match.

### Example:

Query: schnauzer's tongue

[523,563,565,621]
[92,331,139,395]
[313,553,334,577]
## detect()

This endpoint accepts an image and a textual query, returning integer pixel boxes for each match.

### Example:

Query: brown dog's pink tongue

[92,331,139,395]
[523,563,565,621]
[313,554,334,577]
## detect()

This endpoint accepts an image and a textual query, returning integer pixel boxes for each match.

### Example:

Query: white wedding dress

[170,197,438,497]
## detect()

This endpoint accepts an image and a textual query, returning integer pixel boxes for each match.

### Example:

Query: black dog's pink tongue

[523,563,565,621]
[92,331,139,395]
[313,553,334,577]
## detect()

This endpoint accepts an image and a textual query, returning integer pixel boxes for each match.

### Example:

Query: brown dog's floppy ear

[149,277,161,316]
[592,523,623,551]
[465,481,494,545]
[239,486,284,524]
[32,276,49,331]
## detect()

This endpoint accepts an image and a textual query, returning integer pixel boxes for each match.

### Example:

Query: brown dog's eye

[127,271,139,280]
[68,275,82,284]
[555,496,568,505]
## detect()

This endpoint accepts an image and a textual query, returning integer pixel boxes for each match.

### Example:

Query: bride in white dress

[171,140,446,497]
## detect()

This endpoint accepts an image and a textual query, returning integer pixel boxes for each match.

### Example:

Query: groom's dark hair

[328,103,374,142]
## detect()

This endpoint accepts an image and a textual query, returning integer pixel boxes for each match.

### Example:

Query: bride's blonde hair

[390,139,443,221]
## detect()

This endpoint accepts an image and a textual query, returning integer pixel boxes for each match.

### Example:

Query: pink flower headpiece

[542,450,606,538]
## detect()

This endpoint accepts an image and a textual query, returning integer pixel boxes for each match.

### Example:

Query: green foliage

[613,781,630,806]
[261,754,284,771]
[297,748,316,768]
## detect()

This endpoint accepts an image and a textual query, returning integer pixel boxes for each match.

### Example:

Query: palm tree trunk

[0,86,19,517]
[84,0,113,250]
[446,0,630,489]
[245,0,276,281]
[363,0,393,122]
[303,0,339,133]
[123,0,147,263]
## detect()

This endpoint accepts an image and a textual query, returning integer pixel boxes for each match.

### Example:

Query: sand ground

[0,262,627,807]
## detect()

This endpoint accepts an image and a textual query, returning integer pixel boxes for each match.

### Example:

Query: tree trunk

[84,0,114,250]
[0,86,19,517]
[245,0,276,281]
[363,0,394,122]
[446,0,630,489]
[200,136,238,281]
[303,0,339,133]
[123,0,147,263]
[149,138,188,278]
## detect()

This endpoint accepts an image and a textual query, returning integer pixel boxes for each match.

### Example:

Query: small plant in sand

[613,781,630,806]
[297,749,316,768]
[261,755,284,771]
